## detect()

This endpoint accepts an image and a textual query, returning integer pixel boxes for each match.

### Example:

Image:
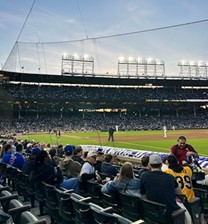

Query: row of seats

[1,161,208,224]
[0,185,46,224]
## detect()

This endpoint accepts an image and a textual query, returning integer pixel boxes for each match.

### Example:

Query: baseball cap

[32,147,41,155]
[87,150,97,158]
[27,143,33,148]
[64,145,74,154]
[149,154,162,165]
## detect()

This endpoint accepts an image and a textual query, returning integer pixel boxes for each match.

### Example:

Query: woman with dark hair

[101,162,140,197]
[31,150,63,186]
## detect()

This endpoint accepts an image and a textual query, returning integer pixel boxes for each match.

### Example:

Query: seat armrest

[80,197,92,202]
[8,205,31,215]
[0,194,18,201]
[131,220,144,224]
[171,208,186,218]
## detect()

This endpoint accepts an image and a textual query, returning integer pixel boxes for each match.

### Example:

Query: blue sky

[0,0,208,76]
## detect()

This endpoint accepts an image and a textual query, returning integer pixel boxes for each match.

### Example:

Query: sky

[0,0,208,76]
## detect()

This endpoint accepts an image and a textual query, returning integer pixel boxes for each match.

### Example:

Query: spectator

[138,156,150,178]
[23,147,40,175]
[165,155,206,224]
[2,144,13,164]
[101,154,118,177]
[101,162,140,197]
[59,145,81,178]
[94,151,105,172]
[9,144,25,170]
[140,154,182,215]
[170,136,199,165]
[72,146,84,164]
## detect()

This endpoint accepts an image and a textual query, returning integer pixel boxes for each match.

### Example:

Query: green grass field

[18,130,208,156]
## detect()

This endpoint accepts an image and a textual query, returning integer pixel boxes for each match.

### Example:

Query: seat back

[42,181,60,223]
[186,197,201,224]
[141,198,185,224]
[118,192,143,221]
[15,211,46,224]
[55,188,75,223]
[86,181,102,205]
[102,192,120,213]
[89,202,132,224]
[71,192,94,224]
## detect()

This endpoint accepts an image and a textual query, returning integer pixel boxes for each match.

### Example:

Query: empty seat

[140,198,185,224]
[71,192,94,224]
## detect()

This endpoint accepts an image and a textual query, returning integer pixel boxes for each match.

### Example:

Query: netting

[2,0,208,77]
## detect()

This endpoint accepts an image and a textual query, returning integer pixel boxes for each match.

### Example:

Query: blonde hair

[119,162,134,181]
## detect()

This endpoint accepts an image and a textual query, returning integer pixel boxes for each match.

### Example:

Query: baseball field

[18,129,208,156]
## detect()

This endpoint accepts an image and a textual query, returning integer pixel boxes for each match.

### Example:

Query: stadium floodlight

[118,56,125,63]
[63,52,68,58]
[147,57,153,64]
[137,57,142,63]
[128,57,134,63]
[189,60,197,66]
[61,53,94,75]
[83,54,89,60]
[198,60,206,67]
[117,56,165,77]
[73,53,79,59]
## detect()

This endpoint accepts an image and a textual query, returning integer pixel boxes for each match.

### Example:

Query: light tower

[117,57,165,77]
[178,60,208,78]
[61,53,94,75]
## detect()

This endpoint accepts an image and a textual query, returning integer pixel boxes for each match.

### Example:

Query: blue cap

[64,145,74,154]
[32,147,41,155]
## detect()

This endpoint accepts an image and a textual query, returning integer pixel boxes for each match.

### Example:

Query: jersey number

[175,175,192,189]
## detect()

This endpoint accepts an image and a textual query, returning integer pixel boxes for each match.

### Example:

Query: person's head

[167,154,178,165]
[141,156,150,167]
[149,154,162,169]
[34,150,50,170]
[177,136,186,148]
[74,146,83,156]
[86,150,97,164]
[64,145,75,156]
[104,154,113,163]
[16,144,23,153]
[120,162,134,181]
[167,154,183,172]
[49,148,57,158]
[97,152,105,161]
[4,144,13,153]
[31,147,41,157]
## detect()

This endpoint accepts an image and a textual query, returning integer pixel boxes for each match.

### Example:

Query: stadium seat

[24,174,35,208]
[102,191,121,213]
[55,188,75,224]
[9,210,46,224]
[118,192,143,221]
[140,198,186,224]
[34,181,46,216]
[85,180,102,205]
[42,181,61,224]
[89,202,140,224]
[177,194,201,224]
[0,209,11,223]
[71,192,94,224]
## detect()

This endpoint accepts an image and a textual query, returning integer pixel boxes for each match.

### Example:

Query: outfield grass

[18,130,208,156]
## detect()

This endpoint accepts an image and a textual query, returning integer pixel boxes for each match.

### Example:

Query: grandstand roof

[1,70,208,87]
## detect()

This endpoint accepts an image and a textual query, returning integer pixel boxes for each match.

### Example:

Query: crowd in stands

[0,139,207,223]
[0,112,208,136]
[2,83,208,101]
